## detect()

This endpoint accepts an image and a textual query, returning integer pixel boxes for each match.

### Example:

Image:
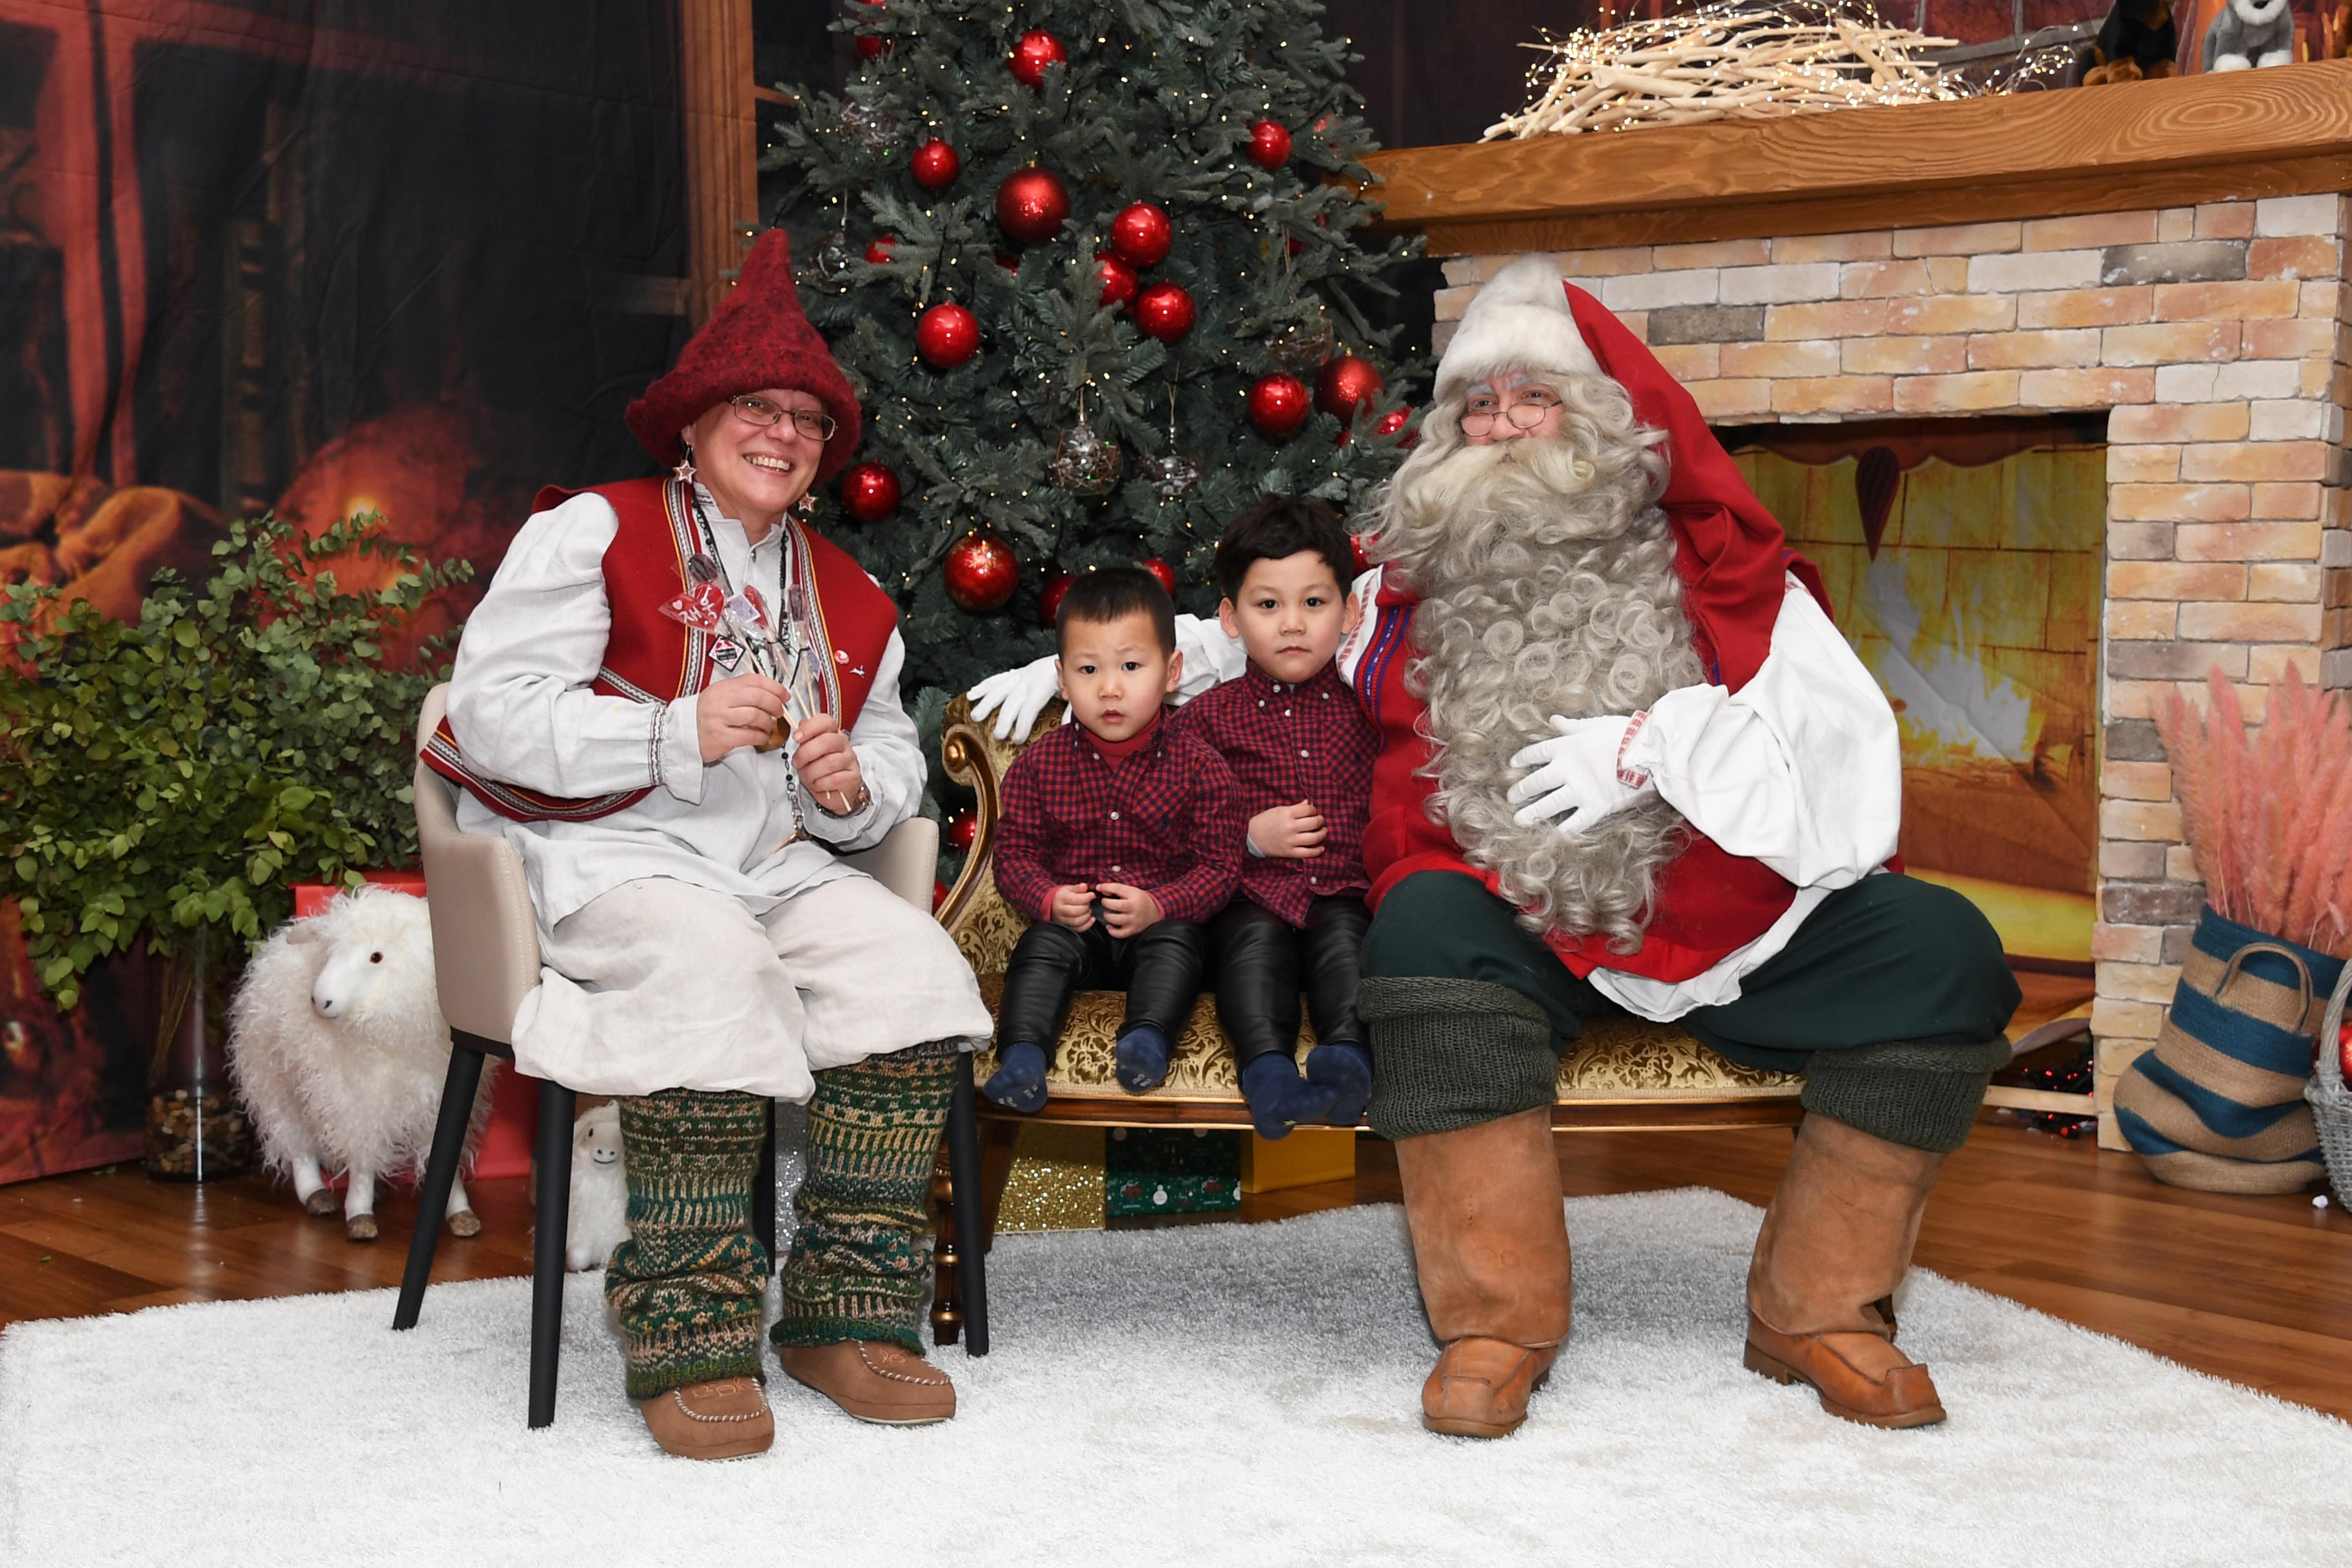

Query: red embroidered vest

[424,476,898,823]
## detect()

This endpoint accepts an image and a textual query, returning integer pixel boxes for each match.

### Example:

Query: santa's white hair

[1362,345,1703,952]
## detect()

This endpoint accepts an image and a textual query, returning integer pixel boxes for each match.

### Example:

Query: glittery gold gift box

[995,1124,1108,1231]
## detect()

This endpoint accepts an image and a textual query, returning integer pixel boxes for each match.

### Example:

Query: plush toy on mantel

[227,886,493,1242]
[564,1102,631,1272]
[2202,0,2297,68]
[2079,0,2180,81]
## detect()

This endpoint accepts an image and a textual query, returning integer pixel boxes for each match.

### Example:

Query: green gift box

[1105,1127,1240,1218]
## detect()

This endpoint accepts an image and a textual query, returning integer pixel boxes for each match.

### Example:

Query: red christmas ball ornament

[995,166,1070,246]
[1094,251,1138,307]
[945,808,978,852]
[1039,570,1074,627]
[1108,202,1173,268]
[865,235,897,264]
[1132,280,1195,344]
[1315,355,1384,426]
[1141,558,1177,596]
[932,878,950,911]
[1246,120,1293,170]
[916,300,980,368]
[1246,373,1311,440]
[944,531,1017,612]
[1008,28,1067,88]
[1375,407,1411,440]
[838,461,901,523]
[854,0,888,59]
[1349,532,1372,575]
[910,137,960,191]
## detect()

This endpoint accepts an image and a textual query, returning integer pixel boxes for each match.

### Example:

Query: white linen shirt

[445,487,923,932]
[1166,564,1901,1022]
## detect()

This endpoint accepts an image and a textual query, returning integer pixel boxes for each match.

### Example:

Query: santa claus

[973,254,2019,1439]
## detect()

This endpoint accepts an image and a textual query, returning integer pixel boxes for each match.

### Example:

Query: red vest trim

[425,476,899,824]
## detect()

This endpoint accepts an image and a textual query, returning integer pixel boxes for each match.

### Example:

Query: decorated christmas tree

[764,0,1423,718]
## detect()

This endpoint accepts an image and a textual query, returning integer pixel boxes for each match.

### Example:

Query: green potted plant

[0,513,470,1180]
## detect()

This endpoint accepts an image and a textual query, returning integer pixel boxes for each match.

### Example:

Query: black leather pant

[995,917,1210,1060]
[1209,895,1371,1069]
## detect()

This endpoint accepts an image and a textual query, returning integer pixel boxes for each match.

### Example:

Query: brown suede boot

[1743,1113,1948,1429]
[1394,1107,1574,1438]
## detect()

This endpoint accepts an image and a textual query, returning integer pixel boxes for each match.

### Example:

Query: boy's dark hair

[1213,495,1357,600]
[1055,566,1177,656]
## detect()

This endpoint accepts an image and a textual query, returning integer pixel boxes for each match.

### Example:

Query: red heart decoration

[658,582,725,632]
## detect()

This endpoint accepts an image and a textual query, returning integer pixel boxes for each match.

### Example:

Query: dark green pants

[1357,872,2020,1152]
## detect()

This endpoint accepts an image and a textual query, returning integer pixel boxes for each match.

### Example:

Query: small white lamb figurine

[227,886,491,1242]
[2203,0,2295,69]
[565,1102,631,1271]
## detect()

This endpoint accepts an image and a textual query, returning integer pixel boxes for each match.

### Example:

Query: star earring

[672,445,698,485]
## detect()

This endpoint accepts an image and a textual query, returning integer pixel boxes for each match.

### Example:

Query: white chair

[390,682,976,1426]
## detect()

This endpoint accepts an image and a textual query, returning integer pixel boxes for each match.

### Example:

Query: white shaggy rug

[6,1188,2348,1567]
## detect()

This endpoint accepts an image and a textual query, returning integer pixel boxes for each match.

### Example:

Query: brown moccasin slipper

[776,1340,956,1426]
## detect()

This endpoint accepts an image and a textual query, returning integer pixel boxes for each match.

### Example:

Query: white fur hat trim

[1434,253,1603,404]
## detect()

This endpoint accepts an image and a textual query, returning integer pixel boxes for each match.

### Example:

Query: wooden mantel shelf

[1358,59,2352,255]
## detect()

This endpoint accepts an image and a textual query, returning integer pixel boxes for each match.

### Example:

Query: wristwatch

[815,781,872,818]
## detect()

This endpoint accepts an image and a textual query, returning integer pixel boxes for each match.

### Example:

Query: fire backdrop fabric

[1727,417,2106,969]
[0,0,690,1183]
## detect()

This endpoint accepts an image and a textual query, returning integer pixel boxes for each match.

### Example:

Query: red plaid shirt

[994,716,1244,925]
[1169,660,1378,928]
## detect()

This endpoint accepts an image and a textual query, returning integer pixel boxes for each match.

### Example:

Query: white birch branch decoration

[1485,1,1968,139]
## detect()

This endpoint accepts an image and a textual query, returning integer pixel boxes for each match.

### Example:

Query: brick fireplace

[1366,65,2352,1146]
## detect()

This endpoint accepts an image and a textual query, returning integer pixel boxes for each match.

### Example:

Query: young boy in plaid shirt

[981,569,1245,1113]
[1170,498,1380,1139]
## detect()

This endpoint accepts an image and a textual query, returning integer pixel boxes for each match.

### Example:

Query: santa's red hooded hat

[625,229,863,482]
[1425,253,1826,689]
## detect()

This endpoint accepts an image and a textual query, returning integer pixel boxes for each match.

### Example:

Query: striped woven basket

[2114,905,2345,1195]
[2307,959,2352,1208]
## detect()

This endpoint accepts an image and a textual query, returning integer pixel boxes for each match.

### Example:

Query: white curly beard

[1364,375,1703,952]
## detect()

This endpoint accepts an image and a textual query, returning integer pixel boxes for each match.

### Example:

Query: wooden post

[678,0,758,326]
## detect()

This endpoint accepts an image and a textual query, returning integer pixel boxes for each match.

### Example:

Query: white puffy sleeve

[1619,577,1900,889]
[445,493,705,803]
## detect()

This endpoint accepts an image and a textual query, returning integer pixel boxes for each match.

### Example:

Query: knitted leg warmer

[1358,976,1559,1141]
[605,1088,771,1400]
[771,1037,959,1353]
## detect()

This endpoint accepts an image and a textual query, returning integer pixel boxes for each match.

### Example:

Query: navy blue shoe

[1304,1041,1373,1126]
[1241,1055,1341,1141]
[1113,1026,1171,1093]
[982,1041,1049,1113]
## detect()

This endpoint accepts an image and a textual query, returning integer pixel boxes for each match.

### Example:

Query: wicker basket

[2308,959,2352,1208]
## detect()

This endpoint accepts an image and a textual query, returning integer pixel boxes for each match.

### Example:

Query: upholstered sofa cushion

[940,696,1803,1113]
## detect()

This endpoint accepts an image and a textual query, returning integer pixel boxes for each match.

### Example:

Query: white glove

[1506,712,1653,833]
[966,654,1062,740]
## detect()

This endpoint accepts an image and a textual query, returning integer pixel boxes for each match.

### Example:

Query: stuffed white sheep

[565,1102,631,1271]
[227,886,492,1242]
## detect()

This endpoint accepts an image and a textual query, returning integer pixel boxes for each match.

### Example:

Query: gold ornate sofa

[926,694,1804,1346]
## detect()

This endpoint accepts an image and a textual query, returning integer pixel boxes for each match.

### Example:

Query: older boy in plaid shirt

[981,569,1244,1113]
[1170,498,1380,1139]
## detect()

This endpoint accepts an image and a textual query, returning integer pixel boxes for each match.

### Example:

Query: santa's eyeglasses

[727,393,837,442]
[1459,389,1562,437]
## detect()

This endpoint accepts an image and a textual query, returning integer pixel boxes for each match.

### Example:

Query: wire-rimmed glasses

[727,393,837,442]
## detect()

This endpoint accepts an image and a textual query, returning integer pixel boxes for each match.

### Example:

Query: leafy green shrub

[0,513,472,1008]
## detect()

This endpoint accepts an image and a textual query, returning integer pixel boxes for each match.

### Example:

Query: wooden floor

[6,1117,2349,1422]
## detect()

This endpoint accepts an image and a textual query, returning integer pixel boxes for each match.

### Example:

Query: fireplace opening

[1720,415,2108,1031]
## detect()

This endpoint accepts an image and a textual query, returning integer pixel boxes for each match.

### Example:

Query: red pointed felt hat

[625,229,863,481]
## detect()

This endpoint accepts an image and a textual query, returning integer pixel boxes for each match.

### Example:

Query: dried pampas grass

[2159,667,2352,958]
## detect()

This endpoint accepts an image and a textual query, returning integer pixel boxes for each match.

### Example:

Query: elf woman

[430,231,992,1459]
